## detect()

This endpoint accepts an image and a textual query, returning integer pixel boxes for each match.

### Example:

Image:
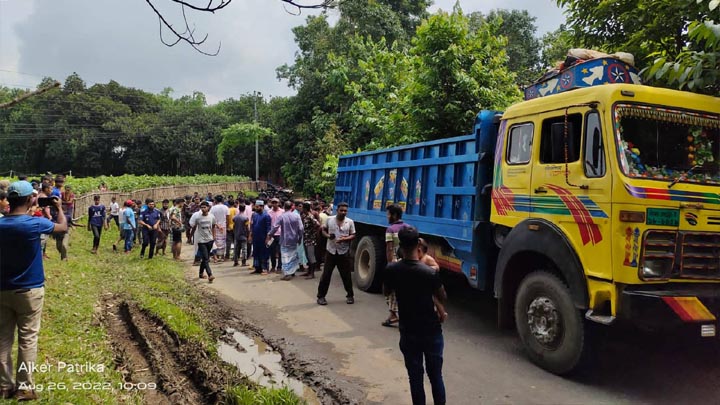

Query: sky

[0,0,565,104]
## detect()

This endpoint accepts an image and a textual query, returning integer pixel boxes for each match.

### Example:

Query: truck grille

[641,231,720,279]
[679,233,720,278]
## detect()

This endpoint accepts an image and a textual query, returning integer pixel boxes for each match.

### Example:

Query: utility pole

[253,91,262,183]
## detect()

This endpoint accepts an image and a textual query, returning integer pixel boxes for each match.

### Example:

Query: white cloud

[0,0,564,104]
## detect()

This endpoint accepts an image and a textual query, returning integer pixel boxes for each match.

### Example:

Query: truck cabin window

[540,113,582,164]
[584,111,605,177]
[507,123,533,164]
[615,104,720,185]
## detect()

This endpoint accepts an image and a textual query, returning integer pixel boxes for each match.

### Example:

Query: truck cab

[494,82,720,373]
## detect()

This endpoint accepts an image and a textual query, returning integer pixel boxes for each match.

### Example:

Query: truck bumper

[619,284,720,335]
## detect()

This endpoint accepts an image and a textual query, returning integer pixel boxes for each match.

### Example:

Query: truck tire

[353,236,385,293]
[514,271,591,375]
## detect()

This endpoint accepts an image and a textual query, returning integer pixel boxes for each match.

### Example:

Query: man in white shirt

[209,195,229,261]
[189,201,216,282]
[316,202,356,305]
[107,196,120,230]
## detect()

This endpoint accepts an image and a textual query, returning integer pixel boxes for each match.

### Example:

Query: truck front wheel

[514,271,590,375]
[353,236,385,293]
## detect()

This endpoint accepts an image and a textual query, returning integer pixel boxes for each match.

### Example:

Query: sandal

[381,318,399,327]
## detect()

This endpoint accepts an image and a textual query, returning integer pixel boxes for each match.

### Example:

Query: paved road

[190,258,720,404]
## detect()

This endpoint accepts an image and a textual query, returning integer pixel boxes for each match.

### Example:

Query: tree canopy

[557,0,719,95]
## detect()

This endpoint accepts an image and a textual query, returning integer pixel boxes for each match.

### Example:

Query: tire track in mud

[101,297,234,404]
[101,288,353,404]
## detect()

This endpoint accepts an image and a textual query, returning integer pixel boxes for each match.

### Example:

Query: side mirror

[550,122,575,162]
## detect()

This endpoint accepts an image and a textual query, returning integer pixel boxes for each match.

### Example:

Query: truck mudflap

[620,284,720,336]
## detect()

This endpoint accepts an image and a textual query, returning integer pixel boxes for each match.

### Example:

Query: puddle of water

[218,330,321,405]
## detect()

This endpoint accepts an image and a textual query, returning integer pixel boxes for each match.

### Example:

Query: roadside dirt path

[183,248,720,404]
[184,252,409,404]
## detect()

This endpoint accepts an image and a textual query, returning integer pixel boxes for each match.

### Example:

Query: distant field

[36,174,251,195]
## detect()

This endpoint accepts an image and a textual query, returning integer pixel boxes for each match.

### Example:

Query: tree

[408,7,521,140]
[331,36,416,148]
[484,9,542,84]
[557,0,718,95]
[334,0,431,46]
[0,73,235,176]
[217,123,274,164]
[645,15,720,95]
[556,0,710,66]
[274,1,419,191]
[540,24,574,70]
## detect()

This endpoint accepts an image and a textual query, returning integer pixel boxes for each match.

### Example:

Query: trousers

[317,252,354,298]
[0,288,45,390]
[140,228,157,258]
[399,332,446,405]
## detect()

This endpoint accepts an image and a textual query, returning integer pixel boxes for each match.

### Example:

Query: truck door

[492,121,534,227]
[530,108,613,280]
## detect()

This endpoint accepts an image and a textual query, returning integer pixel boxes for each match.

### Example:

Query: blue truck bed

[334,110,501,289]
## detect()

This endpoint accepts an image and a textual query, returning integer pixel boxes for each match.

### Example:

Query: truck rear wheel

[514,271,590,375]
[353,236,385,293]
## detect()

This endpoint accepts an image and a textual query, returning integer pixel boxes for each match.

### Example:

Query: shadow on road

[441,274,720,402]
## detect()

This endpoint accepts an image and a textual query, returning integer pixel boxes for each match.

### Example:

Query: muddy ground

[99,287,353,404]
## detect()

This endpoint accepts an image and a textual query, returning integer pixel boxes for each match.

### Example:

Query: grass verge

[0,226,303,404]
[226,386,305,405]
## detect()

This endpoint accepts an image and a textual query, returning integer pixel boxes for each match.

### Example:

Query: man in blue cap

[0,181,67,401]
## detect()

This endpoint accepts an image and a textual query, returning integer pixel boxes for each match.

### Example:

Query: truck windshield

[614,103,720,186]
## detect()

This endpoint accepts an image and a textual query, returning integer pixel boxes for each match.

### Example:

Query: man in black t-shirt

[383,226,448,405]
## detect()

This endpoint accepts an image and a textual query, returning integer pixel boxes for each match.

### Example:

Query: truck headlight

[640,230,677,280]
[641,259,673,279]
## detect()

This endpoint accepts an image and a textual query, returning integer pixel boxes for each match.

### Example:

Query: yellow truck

[336,56,720,374]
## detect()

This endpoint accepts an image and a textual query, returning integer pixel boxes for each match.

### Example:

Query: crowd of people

[0,177,448,405]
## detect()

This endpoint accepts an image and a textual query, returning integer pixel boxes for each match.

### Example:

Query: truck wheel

[353,236,385,293]
[514,271,590,375]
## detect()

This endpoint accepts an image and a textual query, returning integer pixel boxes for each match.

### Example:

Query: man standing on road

[156,199,171,256]
[316,202,330,266]
[190,201,216,282]
[121,200,136,253]
[87,194,107,254]
[209,195,229,261]
[267,198,285,273]
[168,198,184,260]
[383,204,409,327]
[225,199,238,261]
[266,201,304,281]
[250,201,272,274]
[300,201,321,279]
[138,199,161,259]
[383,226,448,405]
[0,181,67,401]
[243,198,254,260]
[185,196,199,244]
[316,202,356,305]
[232,203,249,267]
[108,196,120,230]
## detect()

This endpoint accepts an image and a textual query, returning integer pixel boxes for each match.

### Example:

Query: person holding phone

[316,202,356,305]
[0,181,67,401]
